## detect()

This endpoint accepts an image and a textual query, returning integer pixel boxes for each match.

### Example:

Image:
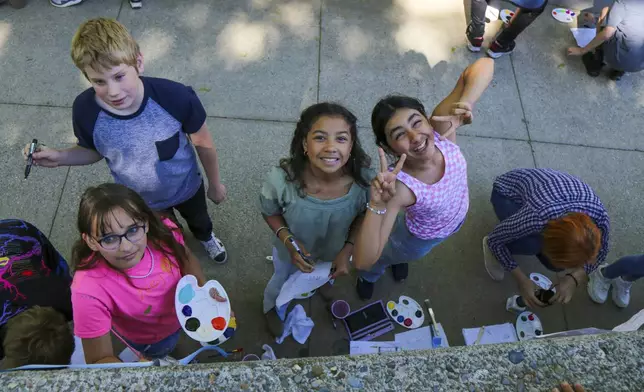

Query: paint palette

[386,296,425,329]
[515,311,543,341]
[500,9,515,24]
[529,273,553,290]
[175,275,231,343]
[552,8,575,23]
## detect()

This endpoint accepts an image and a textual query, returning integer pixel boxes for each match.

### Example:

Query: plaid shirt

[488,168,610,274]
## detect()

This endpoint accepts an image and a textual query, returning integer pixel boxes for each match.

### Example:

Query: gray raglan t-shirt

[72,76,205,210]
[605,0,644,72]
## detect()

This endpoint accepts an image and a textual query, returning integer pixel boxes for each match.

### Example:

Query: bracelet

[566,273,579,287]
[275,226,289,238]
[366,202,386,215]
[283,234,294,246]
[344,240,354,246]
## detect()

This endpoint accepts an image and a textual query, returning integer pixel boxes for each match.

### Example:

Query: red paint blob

[510,12,514,16]
[211,317,226,331]
[403,318,413,327]
[21,270,34,277]
[528,314,535,321]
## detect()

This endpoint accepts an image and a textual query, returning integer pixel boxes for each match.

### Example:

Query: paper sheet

[395,324,450,350]
[462,323,518,346]
[275,262,332,308]
[571,28,596,47]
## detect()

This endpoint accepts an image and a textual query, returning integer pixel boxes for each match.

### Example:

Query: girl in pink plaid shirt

[353,58,495,300]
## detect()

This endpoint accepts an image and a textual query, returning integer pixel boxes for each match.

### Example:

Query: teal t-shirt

[259,166,374,264]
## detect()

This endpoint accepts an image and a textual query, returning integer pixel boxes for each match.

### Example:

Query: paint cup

[331,300,350,319]
[242,354,260,361]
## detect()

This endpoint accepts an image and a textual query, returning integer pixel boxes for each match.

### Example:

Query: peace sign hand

[431,101,473,141]
[370,148,406,205]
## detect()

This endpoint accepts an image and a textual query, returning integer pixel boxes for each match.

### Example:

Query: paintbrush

[424,299,442,348]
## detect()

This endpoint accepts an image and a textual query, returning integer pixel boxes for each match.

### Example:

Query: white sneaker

[130,0,142,9]
[201,233,228,264]
[50,0,83,7]
[587,267,611,304]
[483,236,504,281]
[506,295,526,313]
[611,277,633,308]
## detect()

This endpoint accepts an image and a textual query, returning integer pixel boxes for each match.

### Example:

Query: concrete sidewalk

[0,0,642,361]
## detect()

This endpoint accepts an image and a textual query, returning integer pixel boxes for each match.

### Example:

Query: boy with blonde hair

[24,18,228,264]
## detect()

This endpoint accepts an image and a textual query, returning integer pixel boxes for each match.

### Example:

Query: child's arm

[263,213,314,273]
[23,144,102,167]
[181,246,207,286]
[430,58,495,142]
[189,124,227,204]
[81,334,121,364]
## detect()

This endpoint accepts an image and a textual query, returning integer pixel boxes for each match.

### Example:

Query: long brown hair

[542,212,601,269]
[71,183,188,273]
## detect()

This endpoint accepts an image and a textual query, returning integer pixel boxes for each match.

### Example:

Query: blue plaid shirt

[488,169,609,274]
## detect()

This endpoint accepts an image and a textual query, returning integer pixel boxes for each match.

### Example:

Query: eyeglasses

[96,225,146,250]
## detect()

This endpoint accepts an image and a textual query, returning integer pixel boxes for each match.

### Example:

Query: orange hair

[542,212,601,269]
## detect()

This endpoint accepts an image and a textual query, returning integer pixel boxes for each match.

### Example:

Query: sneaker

[582,51,603,77]
[356,278,374,300]
[130,0,142,9]
[506,295,527,313]
[611,277,633,308]
[587,267,610,304]
[391,263,408,282]
[50,0,83,7]
[482,236,504,281]
[201,233,228,264]
[466,26,484,52]
[487,40,515,59]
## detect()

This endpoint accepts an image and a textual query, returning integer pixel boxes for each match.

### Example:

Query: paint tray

[175,275,231,342]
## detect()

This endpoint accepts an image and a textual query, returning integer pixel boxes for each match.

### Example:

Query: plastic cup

[331,300,350,319]
[242,354,260,361]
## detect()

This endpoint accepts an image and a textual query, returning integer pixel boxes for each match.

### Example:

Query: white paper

[537,328,610,339]
[571,28,596,47]
[613,308,644,332]
[275,262,332,308]
[463,323,518,346]
[395,324,450,350]
[349,341,404,356]
[118,347,140,362]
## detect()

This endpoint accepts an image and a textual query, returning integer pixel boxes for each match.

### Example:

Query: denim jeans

[602,254,644,282]
[490,189,563,272]
[123,329,181,359]
[263,247,300,314]
[469,0,548,46]
[358,214,450,283]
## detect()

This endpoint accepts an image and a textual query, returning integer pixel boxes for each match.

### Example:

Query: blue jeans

[490,189,563,272]
[123,329,181,359]
[602,254,644,282]
[359,214,448,283]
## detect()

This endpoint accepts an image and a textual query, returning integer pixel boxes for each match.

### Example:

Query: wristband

[283,234,294,246]
[566,273,579,287]
[275,226,289,238]
[366,202,386,215]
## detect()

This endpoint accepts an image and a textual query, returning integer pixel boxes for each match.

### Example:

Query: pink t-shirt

[72,219,183,344]
[397,132,469,239]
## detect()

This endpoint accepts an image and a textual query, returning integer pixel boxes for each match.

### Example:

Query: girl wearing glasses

[70,183,226,364]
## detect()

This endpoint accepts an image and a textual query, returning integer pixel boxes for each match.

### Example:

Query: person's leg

[469,0,489,37]
[172,182,227,263]
[490,188,522,221]
[263,248,299,314]
[488,0,548,57]
[602,255,644,281]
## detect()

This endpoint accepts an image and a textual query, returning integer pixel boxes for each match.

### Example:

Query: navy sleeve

[72,88,102,151]
[143,77,208,135]
[607,0,625,27]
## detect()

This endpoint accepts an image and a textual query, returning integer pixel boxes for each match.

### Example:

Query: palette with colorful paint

[500,9,515,24]
[515,311,543,341]
[175,275,231,343]
[552,8,576,23]
[386,296,425,329]
[529,273,553,290]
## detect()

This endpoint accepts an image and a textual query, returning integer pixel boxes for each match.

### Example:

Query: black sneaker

[582,51,603,77]
[391,263,408,282]
[487,40,515,59]
[609,69,625,81]
[466,26,484,52]
[130,0,141,9]
[356,278,374,300]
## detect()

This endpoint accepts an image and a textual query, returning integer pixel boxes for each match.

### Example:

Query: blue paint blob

[178,284,195,304]
[396,315,404,323]
[182,305,192,317]
[224,327,236,338]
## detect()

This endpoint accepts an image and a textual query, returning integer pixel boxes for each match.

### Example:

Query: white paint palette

[387,296,425,329]
[515,311,543,341]
[175,275,231,343]
[552,8,576,23]
[500,9,515,24]
[529,273,553,290]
